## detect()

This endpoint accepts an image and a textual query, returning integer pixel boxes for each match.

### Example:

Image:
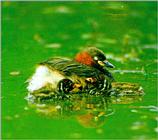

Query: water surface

[2,1,157,139]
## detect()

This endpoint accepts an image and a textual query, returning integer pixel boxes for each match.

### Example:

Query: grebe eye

[94,56,98,61]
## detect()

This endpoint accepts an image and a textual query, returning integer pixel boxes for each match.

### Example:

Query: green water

[2,1,157,139]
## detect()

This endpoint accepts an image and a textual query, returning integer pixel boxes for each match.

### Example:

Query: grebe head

[75,47,115,69]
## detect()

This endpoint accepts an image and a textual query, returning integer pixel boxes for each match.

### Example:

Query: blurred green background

[2,1,157,139]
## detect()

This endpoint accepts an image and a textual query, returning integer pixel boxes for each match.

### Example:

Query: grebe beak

[103,60,115,68]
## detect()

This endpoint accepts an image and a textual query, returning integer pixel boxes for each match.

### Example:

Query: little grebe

[27,47,115,97]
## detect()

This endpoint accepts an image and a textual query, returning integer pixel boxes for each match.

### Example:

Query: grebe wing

[40,57,101,78]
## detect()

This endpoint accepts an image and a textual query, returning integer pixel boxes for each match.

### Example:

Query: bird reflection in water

[26,88,143,128]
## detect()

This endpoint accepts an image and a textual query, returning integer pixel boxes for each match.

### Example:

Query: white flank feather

[27,65,65,93]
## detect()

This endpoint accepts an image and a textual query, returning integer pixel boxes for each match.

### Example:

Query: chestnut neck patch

[75,52,95,66]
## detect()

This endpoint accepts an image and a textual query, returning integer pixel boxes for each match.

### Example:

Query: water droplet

[24,106,29,111]
[131,109,138,113]
[55,6,72,14]
[154,127,158,133]
[131,121,146,130]
[9,71,20,76]
[45,43,61,49]
[14,114,19,118]
[81,33,93,39]
[96,128,103,134]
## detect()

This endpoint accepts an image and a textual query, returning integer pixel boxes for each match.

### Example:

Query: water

[2,1,157,139]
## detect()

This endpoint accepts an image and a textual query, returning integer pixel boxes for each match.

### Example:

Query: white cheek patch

[27,65,65,93]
